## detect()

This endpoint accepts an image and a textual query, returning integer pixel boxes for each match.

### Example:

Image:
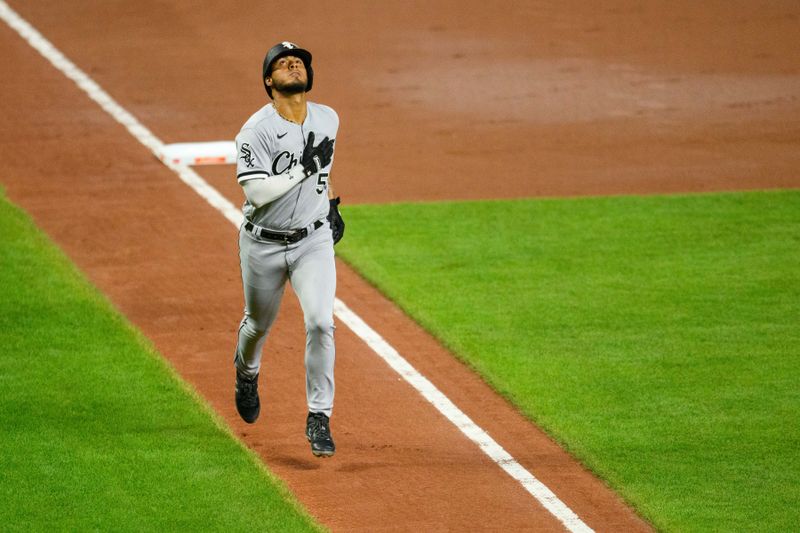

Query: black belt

[244,220,323,244]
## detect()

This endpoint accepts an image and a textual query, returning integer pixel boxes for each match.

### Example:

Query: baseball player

[233,41,345,458]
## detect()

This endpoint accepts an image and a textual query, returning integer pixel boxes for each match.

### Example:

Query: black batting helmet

[262,41,313,99]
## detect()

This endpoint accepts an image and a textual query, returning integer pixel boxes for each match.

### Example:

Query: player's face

[269,55,308,95]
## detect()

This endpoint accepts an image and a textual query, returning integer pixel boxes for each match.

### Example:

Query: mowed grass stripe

[0,190,320,532]
[336,190,800,533]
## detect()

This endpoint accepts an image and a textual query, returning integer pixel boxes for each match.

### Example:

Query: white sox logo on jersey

[240,143,255,168]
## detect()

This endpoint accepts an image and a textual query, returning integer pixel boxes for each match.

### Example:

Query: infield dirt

[1,0,798,530]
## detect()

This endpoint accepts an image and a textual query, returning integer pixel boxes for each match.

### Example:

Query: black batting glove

[300,131,335,178]
[327,196,345,245]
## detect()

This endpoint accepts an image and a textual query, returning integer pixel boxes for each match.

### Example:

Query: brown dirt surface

[2,0,798,531]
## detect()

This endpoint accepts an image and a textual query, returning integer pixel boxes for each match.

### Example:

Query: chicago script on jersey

[272,150,299,175]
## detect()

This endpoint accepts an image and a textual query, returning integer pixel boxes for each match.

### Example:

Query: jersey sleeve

[325,105,340,135]
[327,107,340,171]
[235,128,272,183]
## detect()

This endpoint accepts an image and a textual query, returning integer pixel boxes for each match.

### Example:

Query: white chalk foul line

[0,3,593,531]
[0,2,243,228]
[333,301,592,532]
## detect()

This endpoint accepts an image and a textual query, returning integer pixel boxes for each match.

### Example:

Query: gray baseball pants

[235,223,336,417]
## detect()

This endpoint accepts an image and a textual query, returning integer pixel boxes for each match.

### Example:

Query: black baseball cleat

[235,370,260,424]
[306,411,335,457]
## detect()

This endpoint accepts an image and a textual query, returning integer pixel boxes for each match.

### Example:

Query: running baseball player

[233,41,345,458]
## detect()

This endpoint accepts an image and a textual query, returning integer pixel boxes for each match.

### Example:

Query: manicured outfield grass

[0,191,320,531]
[337,190,800,532]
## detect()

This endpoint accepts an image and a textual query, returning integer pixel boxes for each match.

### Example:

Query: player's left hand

[327,196,345,245]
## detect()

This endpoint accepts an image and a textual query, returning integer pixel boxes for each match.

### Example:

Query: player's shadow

[335,461,394,473]
[269,454,395,472]
[270,453,321,471]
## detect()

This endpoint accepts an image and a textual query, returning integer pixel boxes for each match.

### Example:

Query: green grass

[336,190,800,532]
[0,190,320,532]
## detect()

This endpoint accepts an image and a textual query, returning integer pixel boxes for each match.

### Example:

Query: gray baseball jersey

[235,102,338,231]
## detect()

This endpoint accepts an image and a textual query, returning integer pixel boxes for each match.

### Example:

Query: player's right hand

[301,131,335,178]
